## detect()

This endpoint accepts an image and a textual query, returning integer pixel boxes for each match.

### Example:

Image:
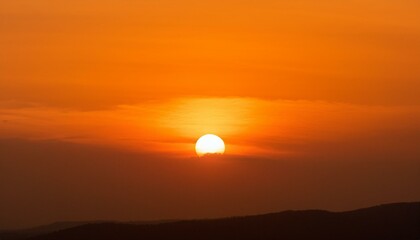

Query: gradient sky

[1,0,420,229]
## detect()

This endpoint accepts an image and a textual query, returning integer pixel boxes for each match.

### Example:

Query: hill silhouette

[0,220,177,240]
[6,202,420,240]
[0,221,102,240]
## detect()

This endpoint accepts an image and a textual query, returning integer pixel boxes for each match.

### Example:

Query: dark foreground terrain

[2,202,419,240]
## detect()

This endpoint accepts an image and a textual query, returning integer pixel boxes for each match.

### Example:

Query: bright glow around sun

[195,134,225,157]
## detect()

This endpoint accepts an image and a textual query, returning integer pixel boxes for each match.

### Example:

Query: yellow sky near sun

[1,98,419,157]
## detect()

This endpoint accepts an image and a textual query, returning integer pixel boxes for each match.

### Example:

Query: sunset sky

[1,0,420,229]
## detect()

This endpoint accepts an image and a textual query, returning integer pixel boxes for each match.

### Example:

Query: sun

[195,134,225,157]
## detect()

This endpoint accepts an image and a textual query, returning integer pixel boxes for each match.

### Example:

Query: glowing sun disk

[195,134,225,157]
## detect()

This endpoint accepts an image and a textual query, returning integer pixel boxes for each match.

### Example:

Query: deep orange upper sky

[2,0,420,107]
[1,0,420,229]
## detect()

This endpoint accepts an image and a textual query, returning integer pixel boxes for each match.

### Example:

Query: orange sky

[1,0,420,229]
[1,0,420,108]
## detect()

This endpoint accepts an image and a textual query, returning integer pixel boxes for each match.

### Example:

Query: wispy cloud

[1,98,419,158]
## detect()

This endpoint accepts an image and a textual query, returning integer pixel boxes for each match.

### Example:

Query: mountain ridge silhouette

[2,202,419,240]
